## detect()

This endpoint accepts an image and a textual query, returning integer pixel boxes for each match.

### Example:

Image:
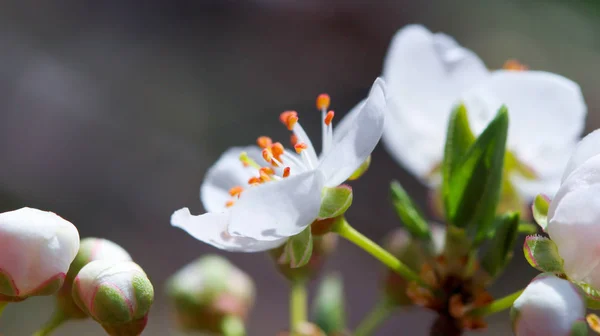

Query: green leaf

[445,107,509,245]
[442,104,476,217]
[280,227,313,268]
[517,222,538,235]
[532,194,551,231]
[318,186,353,219]
[523,235,564,274]
[481,213,520,278]
[312,273,346,334]
[348,155,371,181]
[577,282,600,310]
[390,180,431,240]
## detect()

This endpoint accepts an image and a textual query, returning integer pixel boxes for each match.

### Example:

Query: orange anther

[283,167,291,178]
[587,313,600,333]
[259,171,272,182]
[257,136,273,149]
[272,142,284,157]
[248,177,261,185]
[260,166,275,176]
[324,110,335,126]
[316,93,330,110]
[290,134,298,146]
[228,186,244,197]
[225,200,235,208]
[279,111,298,131]
[294,142,308,154]
[503,59,528,71]
[262,148,273,163]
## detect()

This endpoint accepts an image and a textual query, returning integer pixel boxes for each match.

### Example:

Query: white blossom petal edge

[379,24,586,199]
[171,78,387,251]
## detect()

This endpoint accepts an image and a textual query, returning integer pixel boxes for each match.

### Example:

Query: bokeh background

[1,0,599,335]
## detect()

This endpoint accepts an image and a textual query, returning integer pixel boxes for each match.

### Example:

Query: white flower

[379,24,586,199]
[171,78,387,252]
[0,207,79,300]
[511,273,586,336]
[547,130,600,289]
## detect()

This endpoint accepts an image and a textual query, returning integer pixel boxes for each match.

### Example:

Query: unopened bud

[57,238,132,319]
[511,273,586,336]
[0,207,79,302]
[72,260,154,336]
[166,255,255,333]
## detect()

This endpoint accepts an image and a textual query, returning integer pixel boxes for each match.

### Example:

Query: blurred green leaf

[481,213,520,278]
[390,180,431,240]
[445,107,509,245]
[523,235,564,274]
[577,282,600,310]
[319,186,353,219]
[532,194,551,231]
[312,273,346,334]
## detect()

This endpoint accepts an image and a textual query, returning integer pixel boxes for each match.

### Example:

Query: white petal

[332,99,364,144]
[513,274,584,336]
[171,208,286,252]
[381,25,490,180]
[200,146,263,213]
[561,129,600,183]
[464,70,587,199]
[0,207,80,295]
[318,78,386,187]
[228,170,324,241]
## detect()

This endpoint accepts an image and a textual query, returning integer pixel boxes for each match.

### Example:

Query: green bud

[72,260,154,336]
[270,233,338,281]
[312,273,346,334]
[166,255,255,333]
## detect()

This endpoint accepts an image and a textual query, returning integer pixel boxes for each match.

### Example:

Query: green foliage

[443,106,509,245]
[312,274,346,334]
[532,194,551,231]
[390,180,431,240]
[481,213,521,278]
[280,227,313,268]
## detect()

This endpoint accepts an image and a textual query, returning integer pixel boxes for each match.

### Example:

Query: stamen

[324,110,335,126]
[316,93,330,111]
[259,167,275,176]
[290,134,298,146]
[259,171,272,182]
[283,167,291,178]
[225,200,235,208]
[228,186,244,197]
[272,142,284,161]
[282,151,306,170]
[239,152,261,169]
[248,177,261,186]
[257,136,272,149]
[294,142,308,154]
[503,59,528,71]
[279,111,298,131]
[262,148,273,163]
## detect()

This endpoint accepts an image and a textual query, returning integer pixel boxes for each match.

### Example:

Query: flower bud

[0,207,79,302]
[57,238,132,319]
[511,273,587,336]
[270,233,338,281]
[547,130,600,289]
[72,260,154,336]
[166,255,255,333]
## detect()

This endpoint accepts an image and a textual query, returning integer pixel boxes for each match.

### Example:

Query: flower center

[224,93,335,208]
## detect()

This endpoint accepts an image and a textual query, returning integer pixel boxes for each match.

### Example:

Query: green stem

[33,310,68,336]
[290,279,308,334]
[221,315,246,336]
[469,289,524,316]
[354,299,395,336]
[333,218,430,289]
[0,301,7,317]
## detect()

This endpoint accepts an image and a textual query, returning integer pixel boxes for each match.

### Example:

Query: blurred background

[0,0,599,335]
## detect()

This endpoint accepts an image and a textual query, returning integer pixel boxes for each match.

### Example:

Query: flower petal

[318,78,386,187]
[463,70,587,199]
[561,129,600,183]
[200,146,263,213]
[381,24,490,179]
[171,208,286,252]
[228,170,324,241]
